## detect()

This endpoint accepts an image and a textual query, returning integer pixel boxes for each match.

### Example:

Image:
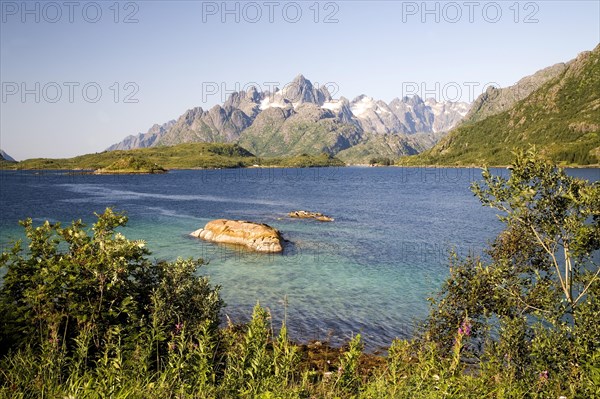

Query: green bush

[0,208,223,359]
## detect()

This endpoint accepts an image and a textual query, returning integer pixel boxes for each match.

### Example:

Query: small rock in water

[288,210,334,222]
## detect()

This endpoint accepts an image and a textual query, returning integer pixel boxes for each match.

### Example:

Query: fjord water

[1,167,598,349]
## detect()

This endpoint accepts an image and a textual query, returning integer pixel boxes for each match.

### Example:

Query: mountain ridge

[107,74,470,161]
[400,45,600,166]
[460,62,568,125]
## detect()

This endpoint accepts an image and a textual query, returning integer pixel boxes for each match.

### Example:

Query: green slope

[400,45,600,166]
[0,160,15,168]
[3,143,345,170]
[237,106,363,157]
[336,132,439,164]
[460,62,567,125]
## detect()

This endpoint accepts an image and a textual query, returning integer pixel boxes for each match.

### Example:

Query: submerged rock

[288,210,334,222]
[191,219,283,253]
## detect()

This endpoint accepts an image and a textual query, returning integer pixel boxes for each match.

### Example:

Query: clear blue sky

[1,0,599,160]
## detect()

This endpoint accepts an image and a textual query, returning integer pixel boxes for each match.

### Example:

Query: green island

[1,150,599,398]
[94,156,168,174]
[0,143,345,172]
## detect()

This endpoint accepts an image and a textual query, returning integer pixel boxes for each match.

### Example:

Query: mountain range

[403,44,600,166]
[107,74,470,163]
[9,45,596,167]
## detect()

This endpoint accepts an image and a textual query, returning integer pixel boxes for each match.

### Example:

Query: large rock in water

[190,219,283,253]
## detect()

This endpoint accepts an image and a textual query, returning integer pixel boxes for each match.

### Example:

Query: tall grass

[2,303,594,398]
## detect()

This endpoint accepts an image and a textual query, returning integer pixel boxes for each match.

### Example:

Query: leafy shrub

[425,149,600,393]
[0,208,223,358]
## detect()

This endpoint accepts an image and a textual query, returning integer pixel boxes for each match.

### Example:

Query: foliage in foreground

[1,150,599,398]
[0,209,223,353]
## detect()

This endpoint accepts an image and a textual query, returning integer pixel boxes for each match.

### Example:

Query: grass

[1,307,594,398]
[94,156,167,174]
[1,143,346,171]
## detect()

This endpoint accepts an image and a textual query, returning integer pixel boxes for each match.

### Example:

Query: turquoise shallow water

[1,167,597,349]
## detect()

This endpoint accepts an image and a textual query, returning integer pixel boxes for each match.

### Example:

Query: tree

[473,149,600,312]
[426,149,600,379]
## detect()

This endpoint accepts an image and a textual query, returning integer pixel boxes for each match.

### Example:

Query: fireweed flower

[175,322,183,333]
[539,370,549,382]
[458,320,472,336]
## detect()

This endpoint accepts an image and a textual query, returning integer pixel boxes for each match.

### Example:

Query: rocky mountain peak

[293,73,307,84]
[280,74,330,106]
[246,86,261,102]
[184,107,204,123]
[406,95,424,106]
[462,59,569,125]
[351,94,369,103]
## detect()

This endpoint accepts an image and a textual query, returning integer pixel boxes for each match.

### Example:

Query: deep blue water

[1,167,598,349]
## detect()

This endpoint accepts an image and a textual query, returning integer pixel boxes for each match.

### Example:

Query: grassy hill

[2,143,345,171]
[94,156,167,174]
[0,159,16,168]
[399,44,600,167]
[258,153,344,168]
[336,132,440,164]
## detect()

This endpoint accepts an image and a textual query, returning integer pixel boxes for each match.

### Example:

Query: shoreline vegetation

[2,142,599,173]
[395,158,600,169]
[1,150,599,397]
[0,143,345,172]
[93,156,168,175]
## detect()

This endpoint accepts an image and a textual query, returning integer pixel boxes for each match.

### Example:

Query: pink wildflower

[459,320,472,336]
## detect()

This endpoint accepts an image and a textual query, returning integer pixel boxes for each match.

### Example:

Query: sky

[1,0,599,160]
